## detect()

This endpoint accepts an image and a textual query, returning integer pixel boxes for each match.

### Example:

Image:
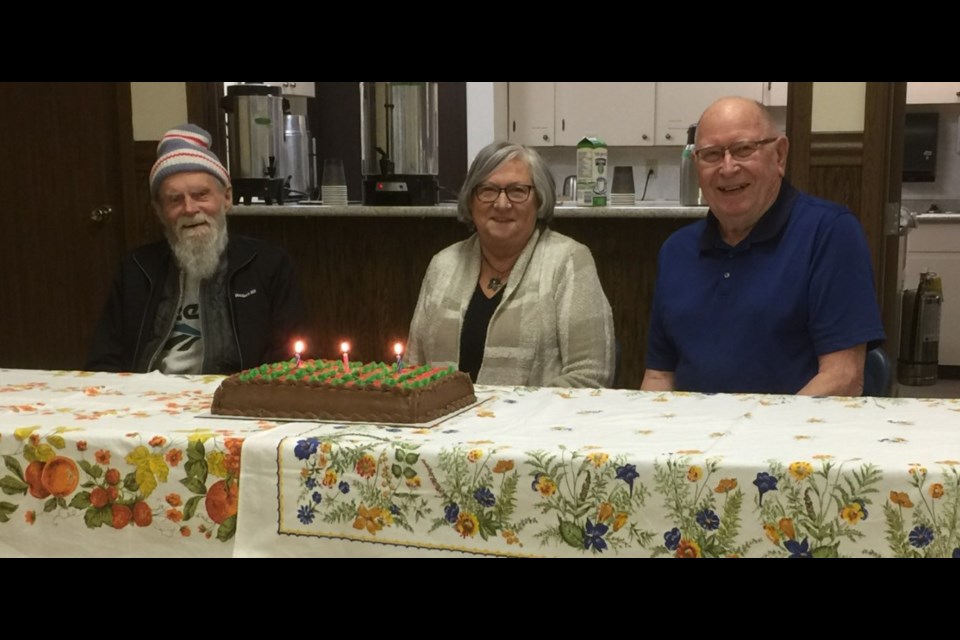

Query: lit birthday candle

[394,342,404,371]
[340,341,351,372]
[294,340,305,367]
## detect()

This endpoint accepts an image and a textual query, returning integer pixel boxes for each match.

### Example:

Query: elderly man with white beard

[86,124,305,374]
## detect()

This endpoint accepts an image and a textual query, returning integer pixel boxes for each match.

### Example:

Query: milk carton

[576,137,608,206]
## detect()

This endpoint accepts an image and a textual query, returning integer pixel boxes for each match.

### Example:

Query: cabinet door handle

[642,134,648,141]
[562,119,565,131]
[665,133,672,140]
[542,134,549,142]
[512,120,516,132]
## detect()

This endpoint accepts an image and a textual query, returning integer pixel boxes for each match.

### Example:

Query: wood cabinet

[907,82,960,104]
[655,82,764,145]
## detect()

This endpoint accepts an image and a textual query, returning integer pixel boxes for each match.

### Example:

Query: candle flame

[294,340,305,355]
[394,342,404,356]
[340,341,350,353]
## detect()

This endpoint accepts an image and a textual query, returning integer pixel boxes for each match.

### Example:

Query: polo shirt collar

[699,180,800,252]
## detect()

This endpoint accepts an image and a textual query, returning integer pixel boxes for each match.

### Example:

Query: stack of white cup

[321,159,348,206]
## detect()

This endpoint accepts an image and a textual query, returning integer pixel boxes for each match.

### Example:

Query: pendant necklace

[480,250,512,293]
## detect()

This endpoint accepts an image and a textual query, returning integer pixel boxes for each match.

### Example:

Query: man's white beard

[166,212,228,280]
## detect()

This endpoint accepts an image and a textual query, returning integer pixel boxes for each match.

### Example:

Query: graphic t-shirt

[158,274,203,374]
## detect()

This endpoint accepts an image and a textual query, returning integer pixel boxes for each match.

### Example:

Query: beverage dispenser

[221,83,288,205]
[360,82,439,206]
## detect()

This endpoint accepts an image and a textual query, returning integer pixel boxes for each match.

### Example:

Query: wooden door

[0,82,134,369]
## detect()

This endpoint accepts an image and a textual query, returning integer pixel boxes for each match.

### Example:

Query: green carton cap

[577,136,607,148]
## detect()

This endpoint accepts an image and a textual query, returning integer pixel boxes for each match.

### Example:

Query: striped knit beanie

[149,124,230,197]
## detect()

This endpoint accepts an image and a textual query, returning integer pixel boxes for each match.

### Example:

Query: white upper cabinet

[507,82,768,146]
[554,82,656,146]
[264,82,316,98]
[655,82,764,145]
[907,82,960,104]
[763,82,788,106]
[508,82,555,146]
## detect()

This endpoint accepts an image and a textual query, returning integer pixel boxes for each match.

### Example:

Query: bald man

[641,97,885,396]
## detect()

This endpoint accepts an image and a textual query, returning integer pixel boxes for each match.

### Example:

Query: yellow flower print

[889,491,914,508]
[764,523,780,545]
[355,454,377,479]
[454,511,479,538]
[675,538,701,558]
[788,461,814,481]
[812,454,834,460]
[533,474,557,497]
[596,502,614,523]
[612,512,628,532]
[714,478,737,493]
[322,469,338,487]
[493,459,515,473]
[778,518,796,540]
[352,504,383,535]
[840,503,864,524]
[405,475,421,489]
[935,460,960,466]
[467,449,484,463]
[686,466,703,482]
[909,466,927,478]
[929,483,945,499]
[320,442,332,454]
[586,452,609,468]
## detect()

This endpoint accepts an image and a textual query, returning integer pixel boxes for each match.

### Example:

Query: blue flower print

[753,472,778,505]
[297,505,315,525]
[615,464,639,495]
[696,509,720,531]
[444,503,460,523]
[305,477,317,490]
[909,526,934,548]
[784,538,812,558]
[390,504,400,516]
[294,437,320,460]
[312,491,323,504]
[584,519,609,552]
[338,481,350,494]
[854,498,869,521]
[953,548,960,558]
[664,528,681,550]
[474,487,496,508]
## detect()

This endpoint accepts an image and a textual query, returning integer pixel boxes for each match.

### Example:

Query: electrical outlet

[647,159,658,178]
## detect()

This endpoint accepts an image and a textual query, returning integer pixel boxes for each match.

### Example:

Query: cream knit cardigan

[407,227,615,388]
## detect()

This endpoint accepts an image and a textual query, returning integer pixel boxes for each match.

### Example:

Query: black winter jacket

[85,235,305,374]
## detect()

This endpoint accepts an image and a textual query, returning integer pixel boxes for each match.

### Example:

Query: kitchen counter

[229,202,708,219]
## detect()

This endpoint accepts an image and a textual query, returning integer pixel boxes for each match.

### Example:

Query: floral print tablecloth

[0,369,278,557]
[234,386,960,557]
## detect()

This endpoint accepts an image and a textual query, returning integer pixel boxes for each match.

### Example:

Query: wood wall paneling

[227,215,691,389]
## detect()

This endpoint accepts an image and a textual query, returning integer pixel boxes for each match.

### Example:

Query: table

[236,385,960,557]
[4,369,960,557]
[0,369,265,557]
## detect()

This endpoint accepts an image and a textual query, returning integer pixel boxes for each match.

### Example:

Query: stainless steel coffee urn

[360,82,439,206]
[221,83,288,204]
[283,114,317,201]
[898,271,944,386]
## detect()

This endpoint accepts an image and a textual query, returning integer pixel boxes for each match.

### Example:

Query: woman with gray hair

[406,141,615,387]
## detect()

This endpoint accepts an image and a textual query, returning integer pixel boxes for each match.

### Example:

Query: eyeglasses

[474,183,535,204]
[694,138,779,164]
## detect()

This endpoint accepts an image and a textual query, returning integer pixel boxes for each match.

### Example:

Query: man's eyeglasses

[694,138,779,165]
[474,183,535,204]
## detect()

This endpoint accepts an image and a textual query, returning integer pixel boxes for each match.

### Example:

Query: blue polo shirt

[645,181,885,394]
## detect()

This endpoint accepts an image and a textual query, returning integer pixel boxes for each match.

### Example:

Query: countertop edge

[228,203,709,220]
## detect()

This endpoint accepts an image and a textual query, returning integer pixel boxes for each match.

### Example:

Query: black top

[458,284,504,382]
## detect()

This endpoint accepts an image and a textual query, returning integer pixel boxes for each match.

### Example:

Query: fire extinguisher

[897,271,943,386]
